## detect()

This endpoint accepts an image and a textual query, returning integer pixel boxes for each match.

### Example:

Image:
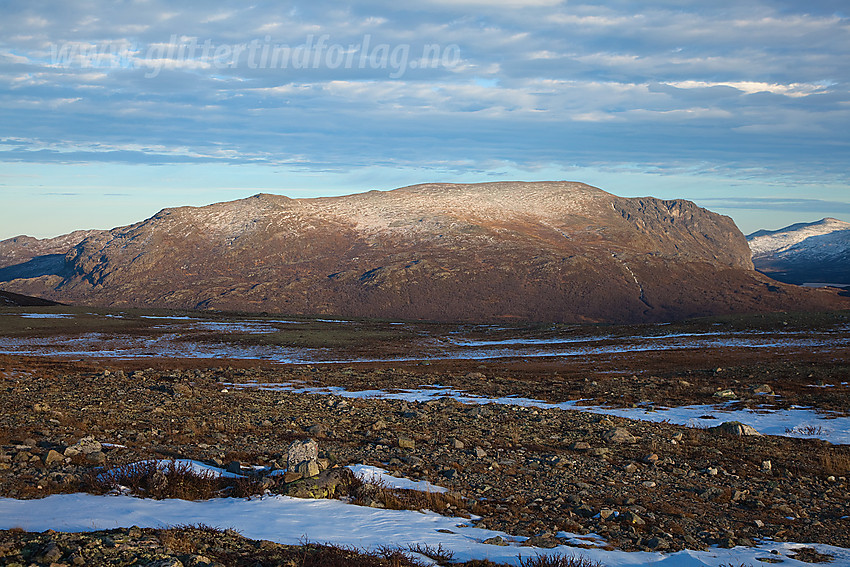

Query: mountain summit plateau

[2,182,847,322]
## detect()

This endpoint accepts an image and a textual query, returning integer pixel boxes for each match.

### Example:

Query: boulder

[621,510,645,525]
[710,421,761,436]
[603,428,636,444]
[713,389,737,399]
[297,460,320,478]
[43,449,65,467]
[283,467,354,499]
[286,438,319,471]
[64,436,102,457]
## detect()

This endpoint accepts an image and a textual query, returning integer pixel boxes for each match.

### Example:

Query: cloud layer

[1,1,848,198]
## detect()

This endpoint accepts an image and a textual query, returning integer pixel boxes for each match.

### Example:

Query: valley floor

[0,308,848,565]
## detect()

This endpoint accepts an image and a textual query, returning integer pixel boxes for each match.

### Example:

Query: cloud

[665,80,832,98]
[698,197,850,214]
[0,0,846,188]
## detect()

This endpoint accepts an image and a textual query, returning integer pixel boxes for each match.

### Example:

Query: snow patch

[227,382,850,445]
[0,493,848,566]
[748,217,850,258]
[349,465,449,494]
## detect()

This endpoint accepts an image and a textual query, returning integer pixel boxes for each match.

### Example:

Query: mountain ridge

[2,182,848,322]
[747,217,850,285]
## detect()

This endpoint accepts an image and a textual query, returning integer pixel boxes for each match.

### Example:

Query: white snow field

[1,490,848,567]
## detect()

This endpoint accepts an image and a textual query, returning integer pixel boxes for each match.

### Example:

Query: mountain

[0,290,62,307]
[2,181,848,323]
[0,230,106,282]
[747,218,850,286]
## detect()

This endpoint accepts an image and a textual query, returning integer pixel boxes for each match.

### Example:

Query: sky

[1,0,849,239]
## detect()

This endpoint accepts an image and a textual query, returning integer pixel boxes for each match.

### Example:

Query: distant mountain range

[2,182,848,323]
[747,218,850,286]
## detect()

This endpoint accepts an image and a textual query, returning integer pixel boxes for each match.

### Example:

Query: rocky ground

[0,525,486,566]
[1,353,848,561]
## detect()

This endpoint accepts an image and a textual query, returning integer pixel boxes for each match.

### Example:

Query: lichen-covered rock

[711,421,761,436]
[282,467,354,499]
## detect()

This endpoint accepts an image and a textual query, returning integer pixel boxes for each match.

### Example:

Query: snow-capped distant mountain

[747,218,850,285]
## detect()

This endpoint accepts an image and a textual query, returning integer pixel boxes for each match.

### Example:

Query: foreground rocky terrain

[1,353,847,557]
[3,182,848,322]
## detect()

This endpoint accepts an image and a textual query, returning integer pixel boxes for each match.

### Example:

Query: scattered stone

[147,559,185,567]
[713,389,737,399]
[37,541,63,563]
[305,424,324,437]
[226,461,243,474]
[398,436,415,449]
[621,510,645,525]
[603,428,636,444]
[64,436,102,457]
[646,537,670,550]
[474,447,487,458]
[710,421,761,436]
[753,384,774,395]
[569,441,591,451]
[43,449,64,467]
[522,535,560,548]
[283,471,302,483]
[86,450,106,465]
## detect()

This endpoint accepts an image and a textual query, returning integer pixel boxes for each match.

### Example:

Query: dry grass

[349,477,468,516]
[289,542,426,567]
[819,450,850,477]
[407,543,454,563]
[518,555,603,567]
[90,459,265,500]
[160,525,207,555]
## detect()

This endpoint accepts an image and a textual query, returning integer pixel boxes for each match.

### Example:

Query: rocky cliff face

[3,182,847,322]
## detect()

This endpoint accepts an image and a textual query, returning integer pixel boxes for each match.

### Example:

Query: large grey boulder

[710,421,761,436]
[287,438,319,478]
